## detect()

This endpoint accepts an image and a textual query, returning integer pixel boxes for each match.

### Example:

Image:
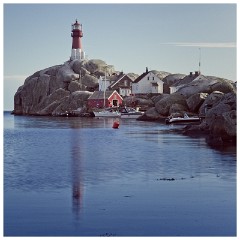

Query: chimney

[195,71,199,76]
[146,67,149,73]
[189,72,193,76]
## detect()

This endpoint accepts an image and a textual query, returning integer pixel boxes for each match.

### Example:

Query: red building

[87,90,123,109]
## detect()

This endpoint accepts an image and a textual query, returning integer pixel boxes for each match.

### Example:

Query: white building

[119,86,132,96]
[98,76,113,91]
[132,69,163,94]
[98,73,133,96]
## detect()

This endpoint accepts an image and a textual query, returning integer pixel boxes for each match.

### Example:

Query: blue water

[4,111,236,236]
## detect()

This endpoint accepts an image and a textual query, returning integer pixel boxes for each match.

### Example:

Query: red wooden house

[87,90,123,109]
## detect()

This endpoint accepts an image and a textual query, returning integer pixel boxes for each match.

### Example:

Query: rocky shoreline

[12,58,236,148]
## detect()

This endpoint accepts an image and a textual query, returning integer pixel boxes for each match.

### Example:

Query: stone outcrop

[13,59,114,116]
[176,75,235,98]
[184,92,236,146]
[198,91,224,115]
[155,93,188,116]
[138,76,236,147]
[52,91,92,116]
[123,95,155,110]
[187,93,209,113]
[201,92,236,131]
[151,70,171,80]
[138,107,165,121]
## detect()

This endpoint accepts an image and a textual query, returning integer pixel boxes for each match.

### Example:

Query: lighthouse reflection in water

[4,113,236,236]
[71,127,84,217]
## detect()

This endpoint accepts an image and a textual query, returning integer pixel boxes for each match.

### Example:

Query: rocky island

[13,58,236,147]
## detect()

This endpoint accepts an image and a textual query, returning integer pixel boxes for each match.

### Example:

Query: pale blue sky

[3,3,237,110]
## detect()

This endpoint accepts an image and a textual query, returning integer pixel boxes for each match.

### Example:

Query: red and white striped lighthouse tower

[71,19,85,60]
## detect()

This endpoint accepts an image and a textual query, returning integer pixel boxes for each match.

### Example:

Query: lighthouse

[71,19,85,61]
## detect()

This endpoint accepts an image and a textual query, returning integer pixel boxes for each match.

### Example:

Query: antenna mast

[199,48,201,74]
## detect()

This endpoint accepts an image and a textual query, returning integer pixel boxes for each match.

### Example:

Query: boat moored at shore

[93,108,121,117]
[165,113,201,124]
[120,107,144,119]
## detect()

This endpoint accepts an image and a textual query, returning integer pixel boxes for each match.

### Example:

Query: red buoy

[112,120,120,129]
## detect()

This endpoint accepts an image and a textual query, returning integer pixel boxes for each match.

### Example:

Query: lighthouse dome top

[72,19,82,31]
[73,19,80,26]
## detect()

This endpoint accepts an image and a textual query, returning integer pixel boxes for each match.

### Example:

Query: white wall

[98,76,111,91]
[132,72,163,94]
[120,88,131,96]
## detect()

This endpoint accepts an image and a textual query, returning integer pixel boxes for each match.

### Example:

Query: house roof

[132,71,149,83]
[108,73,133,89]
[88,90,123,100]
[170,74,199,87]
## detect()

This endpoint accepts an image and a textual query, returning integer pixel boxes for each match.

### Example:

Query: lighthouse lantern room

[71,19,85,61]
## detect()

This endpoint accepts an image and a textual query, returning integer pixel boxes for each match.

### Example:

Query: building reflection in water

[70,120,84,218]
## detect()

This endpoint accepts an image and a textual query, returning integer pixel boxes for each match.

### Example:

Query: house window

[152,77,154,80]
[147,77,149,80]
[124,80,128,86]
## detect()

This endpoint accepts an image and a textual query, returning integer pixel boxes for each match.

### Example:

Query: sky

[2,1,237,110]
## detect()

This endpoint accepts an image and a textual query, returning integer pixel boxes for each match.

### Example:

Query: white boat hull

[94,110,121,117]
[165,113,201,124]
[120,107,144,119]
[166,118,200,124]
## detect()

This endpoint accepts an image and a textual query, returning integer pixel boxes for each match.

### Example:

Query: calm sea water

[4,111,236,236]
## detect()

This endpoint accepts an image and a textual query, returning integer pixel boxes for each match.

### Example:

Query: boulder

[35,88,70,115]
[208,76,236,93]
[221,110,236,137]
[176,75,235,98]
[144,107,161,120]
[169,103,188,115]
[198,91,224,115]
[70,59,86,73]
[201,102,236,143]
[187,92,208,113]
[68,81,84,93]
[81,74,99,88]
[218,92,236,110]
[14,75,51,115]
[205,109,236,146]
[151,94,168,104]
[37,99,67,116]
[150,70,171,80]
[155,93,188,116]
[56,63,79,83]
[83,59,114,75]
[13,86,24,115]
[52,91,92,115]
[127,73,139,80]
[195,90,237,146]
[13,59,110,115]
[137,107,166,122]
[123,95,154,109]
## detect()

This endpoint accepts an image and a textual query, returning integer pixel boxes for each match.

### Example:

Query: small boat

[93,108,121,117]
[165,113,201,124]
[120,107,144,119]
